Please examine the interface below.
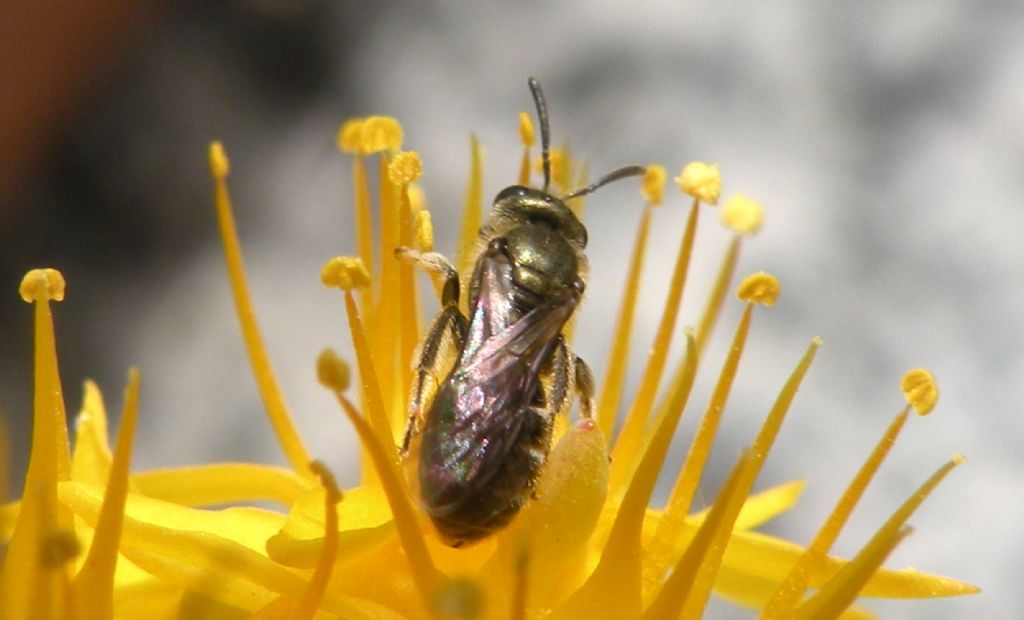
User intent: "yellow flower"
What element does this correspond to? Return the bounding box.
[1,107,978,620]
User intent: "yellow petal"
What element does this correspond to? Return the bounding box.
[60,482,395,618]
[266,486,395,568]
[714,527,978,599]
[132,463,313,508]
[730,480,806,531]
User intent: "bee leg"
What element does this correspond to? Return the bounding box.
[395,248,461,307]
[546,338,596,420]
[546,336,573,417]
[573,356,596,419]
[396,248,467,456]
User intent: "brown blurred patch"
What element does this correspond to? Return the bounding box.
[0,1,158,215]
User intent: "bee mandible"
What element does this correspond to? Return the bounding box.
[399,77,644,547]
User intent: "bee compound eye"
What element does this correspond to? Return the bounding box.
[572,278,586,296]
[488,237,509,256]
[495,185,528,203]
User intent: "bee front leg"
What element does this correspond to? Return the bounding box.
[396,248,467,456]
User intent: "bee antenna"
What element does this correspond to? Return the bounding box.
[528,76,552,192]
[563,165,647,201]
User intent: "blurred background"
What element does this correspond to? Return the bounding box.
[1,2,1019,618]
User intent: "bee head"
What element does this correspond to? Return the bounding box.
[491,185,588,249]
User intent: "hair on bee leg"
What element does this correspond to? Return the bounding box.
[395,246,461,306]
[574,355,595,419]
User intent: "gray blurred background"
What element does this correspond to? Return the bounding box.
[1,3,1018,618]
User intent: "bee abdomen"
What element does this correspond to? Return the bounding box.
[428,407,552,546]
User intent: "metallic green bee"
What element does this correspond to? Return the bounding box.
[402,77,644,547]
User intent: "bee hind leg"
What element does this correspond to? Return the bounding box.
[574,355,595,419]
[546,337,595,419]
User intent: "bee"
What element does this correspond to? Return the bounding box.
[400,77,644,547]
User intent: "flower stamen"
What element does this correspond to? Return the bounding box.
[1,269,73,620]
[208,142,312,479]
[290,461,341,620]
[457,135,485,283]
[391,152,424,421]
[321,261,394,462]
[610,190,702,497]
[644,274,775,598]
[337,120,376,316]
[317,351,440,607]
[71,370,140,620]
[595,197,656,439]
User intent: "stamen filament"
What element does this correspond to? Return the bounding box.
[71,370,140,620]
[457,134,484,285]
[644,302,754,597]
[396,179,421,425]
[518,111,534,187]
[762,407,912,618]
[292,462,341,620]
[333,393,439,608]
[558,333,697,619]
[2,269,73,620]
[208,142,312,477]
[792,527,913,619]
[596,202,655,438]
[642,449,759,619]
[676,337,818,617]
[343,291,394,478]
[695,236,741,356]
[374,155,399,407]
[610,198,700,495]
[753,338,820,463]
[352,156,376,318]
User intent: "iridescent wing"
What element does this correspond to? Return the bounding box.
[419,250,580,514]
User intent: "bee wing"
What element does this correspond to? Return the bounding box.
[460,248,518,363]
[423,263,580,508]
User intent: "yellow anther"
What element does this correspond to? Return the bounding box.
[900,368,939,415]
[408,184,426,212]
[518,111,536,147]
[337,118,365,154]
[642,164,667,204]
[320,256,371,291]
[952,452,966,465]
[19,268,65,303]
[360,116,403,154]
[388,151,423,185]
[675,161,721,204]
[414,210,434,252]
[40,528,80,569]
[208,141,230,179]
[316,349,351,394]
[737,272,780,306]
[720,193,764,235]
